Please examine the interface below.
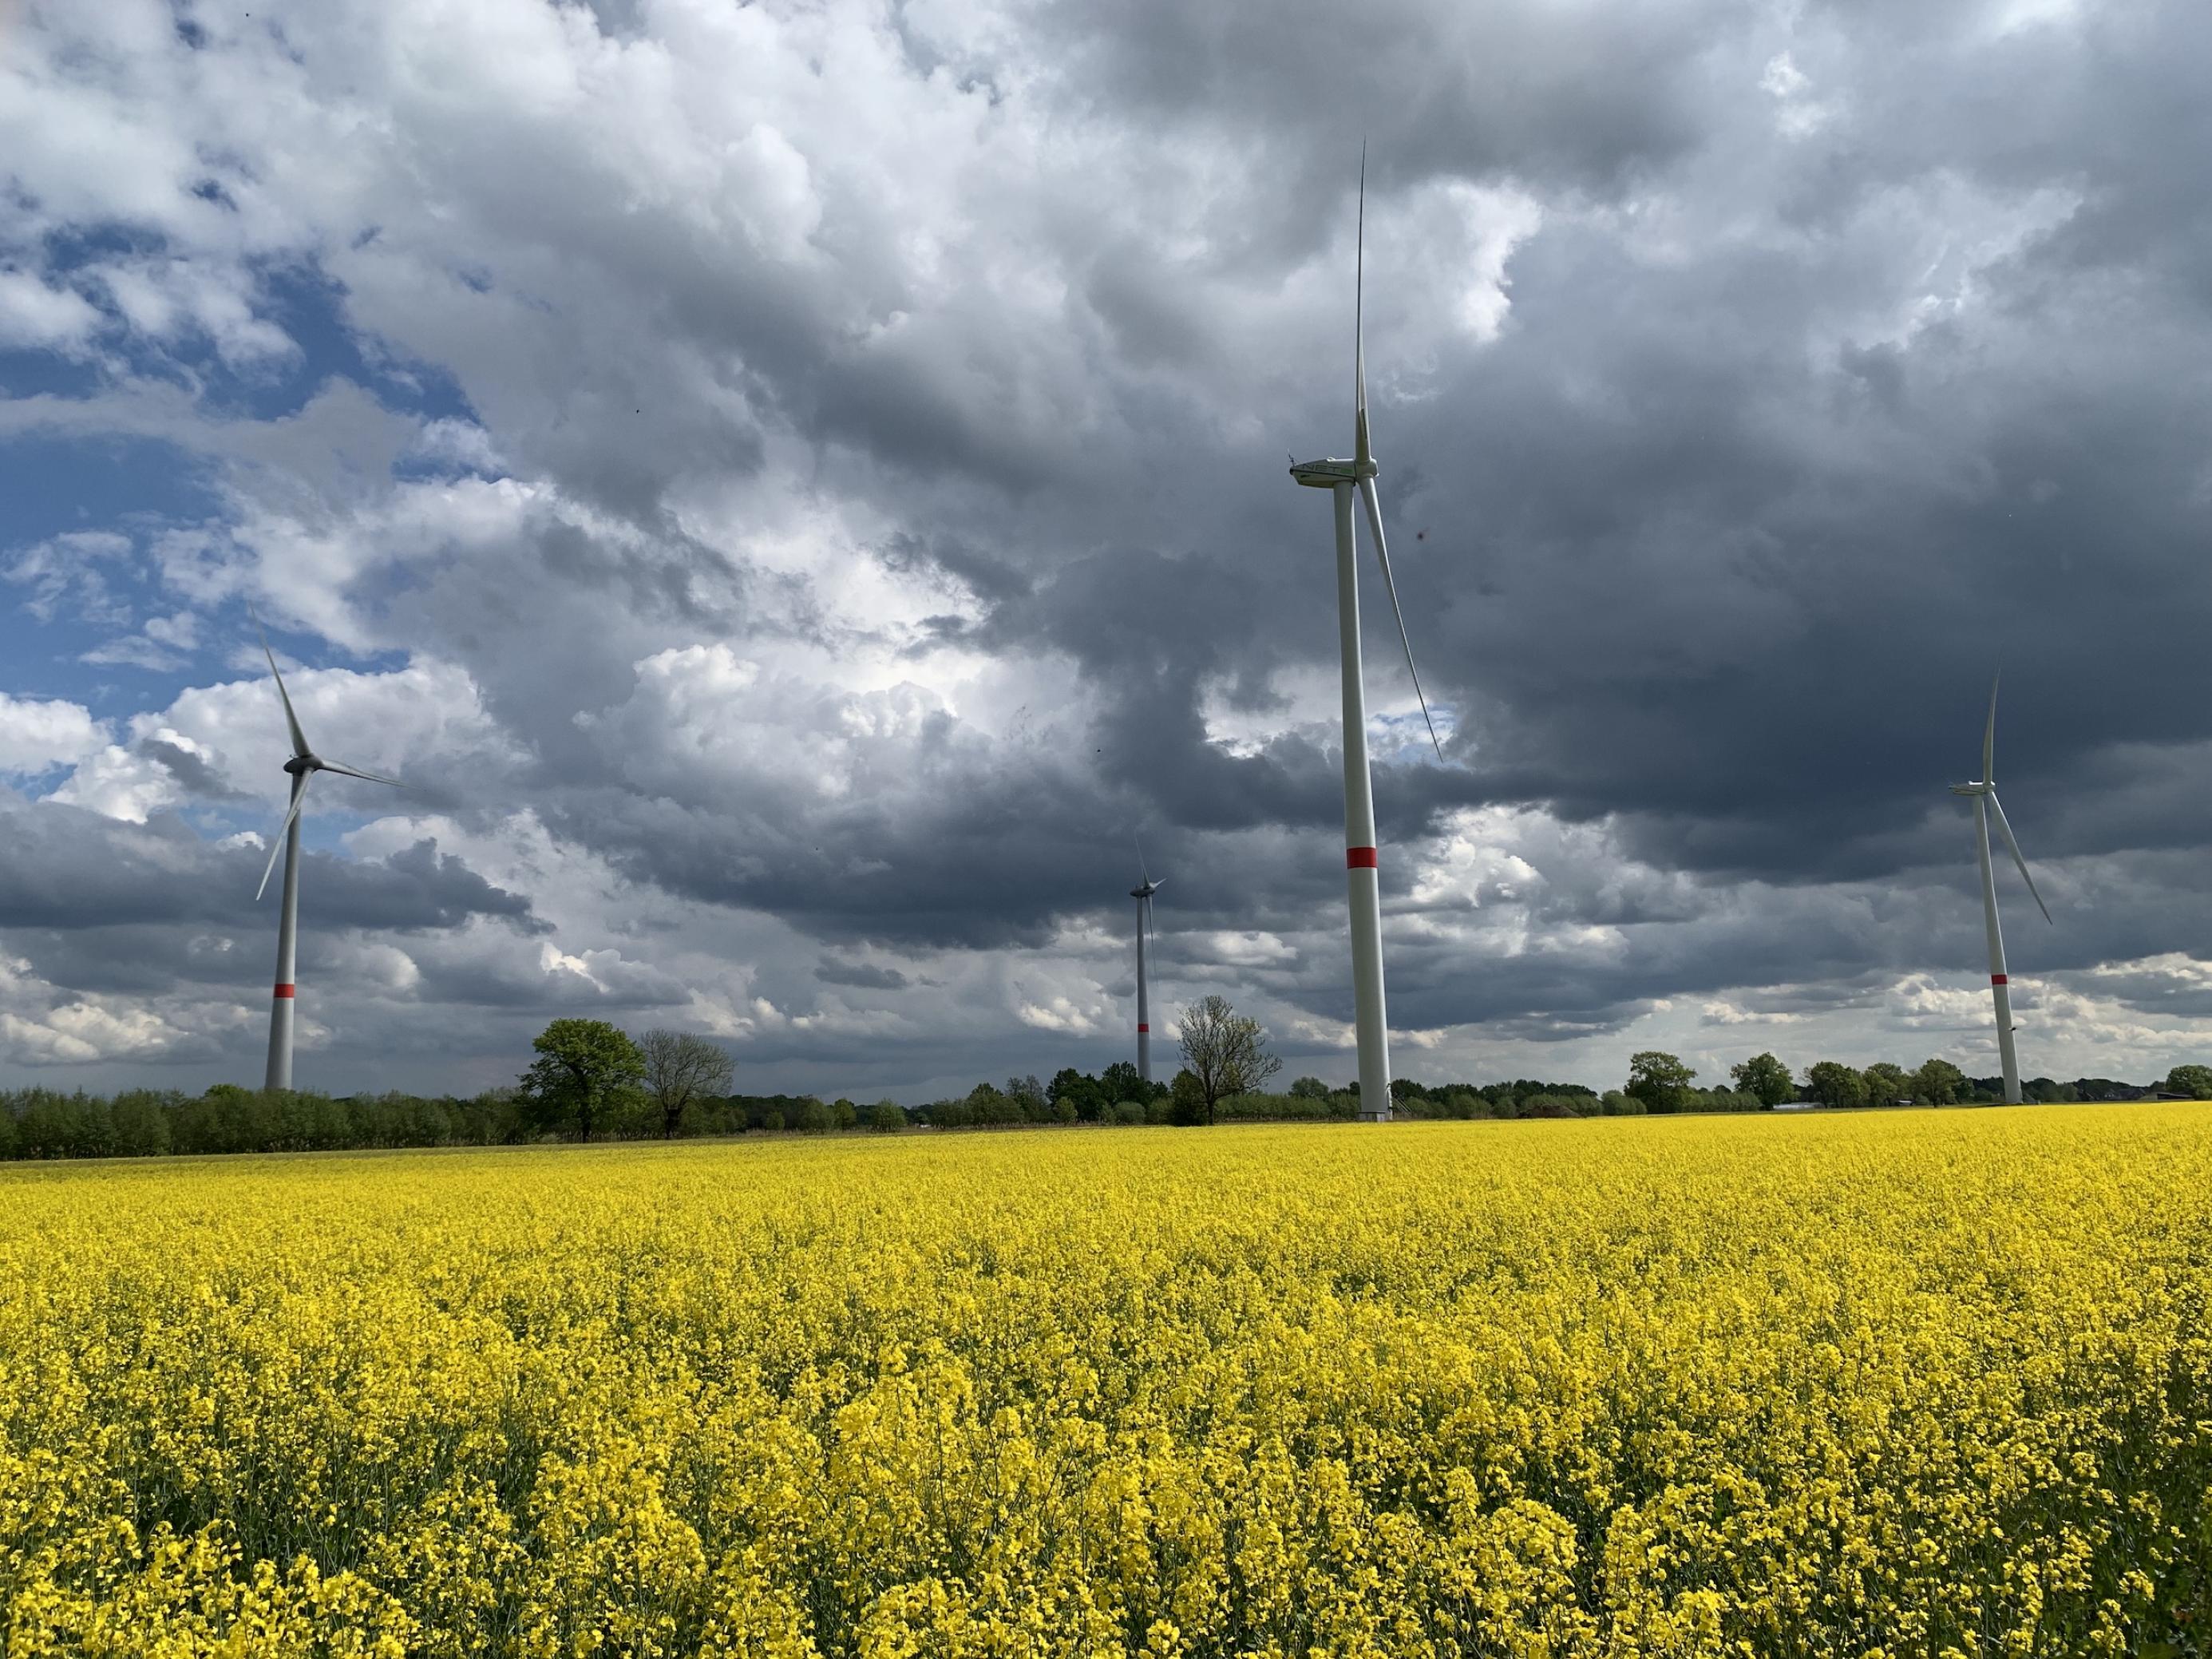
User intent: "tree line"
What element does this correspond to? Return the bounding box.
[1,1012,2206,1162]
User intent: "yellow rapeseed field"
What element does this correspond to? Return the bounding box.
[3,1107,2210,1657]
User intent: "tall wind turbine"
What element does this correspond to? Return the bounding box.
[1949,675,2050,1105]
[1287,151,1446,1124]
[252,620,404,1092]
[1130,839,1162,1084]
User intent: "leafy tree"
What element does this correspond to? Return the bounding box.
[636,1029,734,1138]
[518,1019,646,1141]
[1168,1068,1208,1127]
[2165,1064,2212,1100]
[1176,995,1284,1126]
[1626,1051,1697,1115]
[1913,1059,1969,1107]
[797,1099,833,1134]
[869,1100,906,1133]
[1862,1062,1913,1108]
[1007,1075,1047,1121]
[1600,1090,1644,1117]
[1730,1052,1794,1108]
[1049,1067,1105,1121]
[1097,1061,1145,1103]
[1802,1061,1869,1111]
[1288,1075,1331,1100]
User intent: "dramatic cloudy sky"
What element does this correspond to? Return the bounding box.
[3,0,2210,1100]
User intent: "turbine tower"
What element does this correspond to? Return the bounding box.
[1130,841,1162,1084]
[1949,675,2049,1105]
[253,620,404,1092]
[1288,152,1446,1124]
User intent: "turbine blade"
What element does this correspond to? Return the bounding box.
[1358,475,1446,762]
[255,774,313,901]
[1988,790,2051,924]
[1354,142,1371,470]
[317,757,406,790]
[1134,830,1150,886]
[253,608,313,761]
[1983,671,1999,783]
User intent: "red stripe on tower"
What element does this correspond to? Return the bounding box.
[1991,974,2008,986]
[273,984,295,999]
[1347,846,1378,869]
[1137,1024,1149,1033]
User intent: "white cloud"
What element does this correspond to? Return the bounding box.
[0,695,107,776]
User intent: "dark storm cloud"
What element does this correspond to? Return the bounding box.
[816,960,912,991]
[0,797,540,940]
[12,0,2212,1091]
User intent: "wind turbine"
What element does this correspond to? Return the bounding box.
[1949,675,2050,1105]
[1130,838,1163,1084]
[1287,152,1446,1124]
[252,618,404,1092]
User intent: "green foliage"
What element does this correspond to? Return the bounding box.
[1627,1051,1698,1115]
[1915,1059,1969,1107]
[796,1099,833,1134]
[1803,1062,1870,1111]
[518,1019,647,1142]
[1862,1063,1913,1107]
[2165,1064,2212,1101]
[1601,1090,1644,1117]
[1168,1068,1207,1127]
[1287,1076,1331,1100]
[1107,1100,1148,1125]
[1730,1052,1795,1108]
[869,1100,907,1133]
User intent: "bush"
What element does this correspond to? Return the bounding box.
[869,1100,906,1133]
[797,1099,833,1134]
[1108,1101,1148,1125]
[1601,1090,1644,1116]
[1051,1097,1078,1124]
[761,1108,786,1132]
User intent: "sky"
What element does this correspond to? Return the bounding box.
[3,0,2211,1103]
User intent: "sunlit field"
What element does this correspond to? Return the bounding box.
[4,1107,2209,1656]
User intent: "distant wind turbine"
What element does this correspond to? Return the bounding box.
[1949,675,2050,1106]
[1286,150,1446,1123]
[253,616,404,1091]
[1130,837,1162,1085]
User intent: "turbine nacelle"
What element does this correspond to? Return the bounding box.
[1289,457,1361,489]
[1949,781,1989,797]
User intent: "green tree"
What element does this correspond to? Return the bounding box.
[1862,1062,1913,1107]
[636,1028,734,1138]
[869,1100,907,1133]
[1729,1052,1794,1108]
[1168,1068,1208,1126]
[1626,1051,1696,1114]
[797,1099,833,1134]
[1913,1058,1969,1107]
[1098,1061,1143,1103]
[1802,1061,1870,1111]
[519,1019,646,1141]
[1176,995,1284,1126]
[2164,1064,2212,1100]
[1288,1075,1331,1100]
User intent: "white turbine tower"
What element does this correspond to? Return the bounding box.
[1130,839,1163,1084]
[1288,152,1446,1124]
[253,620,404,1092]
[1949,675,2050,1105]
